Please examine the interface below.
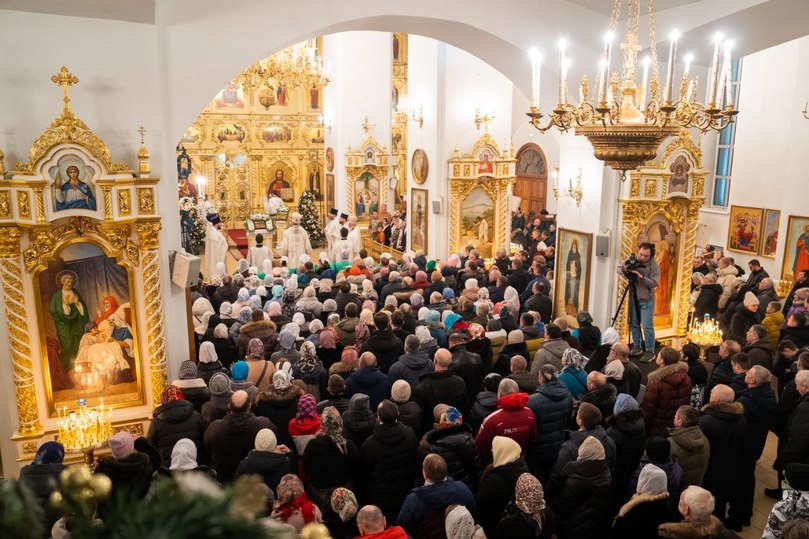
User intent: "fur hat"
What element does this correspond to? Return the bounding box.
[391,379,411,402]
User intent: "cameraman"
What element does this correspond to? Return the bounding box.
[625,242,660,363]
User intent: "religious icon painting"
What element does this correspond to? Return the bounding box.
[354,170,379,219]
[325,173,335,218]
[36,241,144,415]
[553,228,593,320]
[325,147,335,172]
[213,81,246,111]
[760,209,781,258]
[461,187,494,259]
[727,205,764,255]
[261,124,293,144]
[411,188,428,254]
[411,149,428,185]
[780,215,809,281]
[48,154,98,212]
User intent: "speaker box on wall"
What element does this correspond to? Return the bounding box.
[595,234,610,257]
[171,251,201,288]
[431,199,442,214]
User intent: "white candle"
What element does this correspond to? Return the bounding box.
[640,56,650,109]
[723,41,734,107]
[598,59,608,103]
[553,168,559,189]
[683,53,693,80]
[603,31,613,96]
[686,79,695,101]
[530,48,541,109]
[664,30,679,102]
[707,33,723,104]
[562,59,571,103]
[558,39,567,104]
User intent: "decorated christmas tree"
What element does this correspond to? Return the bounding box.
[298,188,324,244]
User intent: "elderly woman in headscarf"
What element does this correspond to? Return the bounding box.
[330,487,361,539]
[306,318,324,347]
[288,393,321,457]
[501,286,521,319]
[587,326,619,373]
[303,406,358,515]
[292,342,328,400]
[235,258,250,278]
[557,348,589,399]
[547,436,613,538]
[415,325,439,359]
[209,261,227,287]
[446,504,486,539]
[204,301,236,339]
[231,287,252,315]
[360,279,378,305]
[147,384,206,466]
[154,437,217,482]
[270,329,301,368]
[329,345,359,379]
[192,297,215,339]
[229,306,253,342]
[248,294,263,313]
[296,286,323,319]
[572,311,601,356]
[442,311,464,337]
[466,322,493,369]
[210,323,239,369]
[495,472,554,539]
[271,474,323,531]
[462,278,480,303]
[476,436,531,535]
[612,463,670,537]
[359,308,375,329]
[171,359,209,412]
[19,441,66,533]
[255,370,304,448]
[266,300,290,328]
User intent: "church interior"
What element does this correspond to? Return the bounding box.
[1,0,809,537]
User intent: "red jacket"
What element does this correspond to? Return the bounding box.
[475,392,537,464]
[641,361,692,436]
[360,526,408,539]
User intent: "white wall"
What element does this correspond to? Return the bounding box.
[699,35,809,276]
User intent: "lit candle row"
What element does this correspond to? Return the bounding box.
[688,317,723,345]
[56,400,112,451]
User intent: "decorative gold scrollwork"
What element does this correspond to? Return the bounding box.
[17,191,31,219]
[0,190,11,218]
[137,188,155,214]
[118,190,131,216]
[135,221,162,251]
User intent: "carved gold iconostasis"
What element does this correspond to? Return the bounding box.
[447,132,516,260]
[391,32,409,207]
[0,68,166,463]
[346,121,390,223]
[179,40,328,229]
[615,129,707,345]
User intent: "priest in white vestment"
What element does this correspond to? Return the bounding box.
[278,212,312,269]
[347,215,363,260]
[202,215,228,281]
[323,208,341,256]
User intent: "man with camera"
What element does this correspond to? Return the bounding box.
[622,242,660,363]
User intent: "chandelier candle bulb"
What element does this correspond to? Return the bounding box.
[598,59,608,104]
[664,30,679,102]
[558,39,567,104]
[640,56,650,109]
[602,31,614,100]
[723,42,733,107]
[707,33,723,104]
[530,50,541,108]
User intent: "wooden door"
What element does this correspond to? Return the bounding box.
[514,143,548,216]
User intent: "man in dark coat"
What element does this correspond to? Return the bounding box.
[361,312,404,374]
[396,454,475,537]
[212,275,238,311]
[581,371,617,426]
[507,258,531,295]
[726,365,777,531]
[742,324,774,370]
[335,280,362,317]
[413,348,467,431]
[345,352,392,409]
[746,259,769,291]
[704,340,742,402]
[523,280,553,322]
[361,400,419,521]
[448,332,485,397]
[775,371,809,481]
[783,269,809,315]
[698,384,747,522]
[527,364,574,482]
[203,390,276,483]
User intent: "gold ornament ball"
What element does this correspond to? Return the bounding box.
[88,474,112,500]
[49,491,64,510]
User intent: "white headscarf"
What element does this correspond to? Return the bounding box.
[262,259,272,275]
[192,297,214,335]
[170,438,198,471]
[237,287,250,303]
[636,463,668,495]
[236,259,249,274]
[198,341,218,364]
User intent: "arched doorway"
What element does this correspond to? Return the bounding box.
[514,143,548,216]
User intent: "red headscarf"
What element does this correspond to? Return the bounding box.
[95,295,119,325]
[160,385,184,405]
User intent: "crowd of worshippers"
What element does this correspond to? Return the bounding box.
[18,249,809,539]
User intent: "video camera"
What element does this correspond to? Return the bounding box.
[622,253,646,282]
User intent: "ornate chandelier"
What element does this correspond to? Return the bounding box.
[236,39,329,109]
[526,0,738,177]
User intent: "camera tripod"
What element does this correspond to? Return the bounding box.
[611,279,646,355]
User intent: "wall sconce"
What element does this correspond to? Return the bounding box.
[318,115,332,133]
[803,100,808,119]
[552,167,584,207]
[409,105,424,128]
[474,107,495,131]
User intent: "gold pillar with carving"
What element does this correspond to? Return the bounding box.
[136,220,168,402]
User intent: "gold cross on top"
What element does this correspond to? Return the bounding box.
[51,67,79,113]
[138,125,147,144]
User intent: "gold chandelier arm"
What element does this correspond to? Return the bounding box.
[647,0,661,103]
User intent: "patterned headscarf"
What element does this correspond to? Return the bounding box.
[318,329,337,349]
[330,488,358,523]
[33,441,64,465]
[354,323,370,350]
[275,473,305,506]
[318,406,347,453]
[161,385,184,405]
[273,370,292,391]
[298,343,319,375]
[563,347,588,370]
[468,323,485,340]
[439,406,463,428]
[515,472,546,529]
[247,338,265,359]
[340,346,359,370]
[296,394,318,420]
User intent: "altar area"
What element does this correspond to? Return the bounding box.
[0,69,167,464]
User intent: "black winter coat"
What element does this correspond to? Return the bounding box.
[18,462,66,534]
[395,400,423,437]
[449,344,486,397]
[204,412,276,483]
[606,409,646,503]
[551,459,613,539]
[728,304,761,344]
[413,371,467,431]
[197,360,228,383]
[704,357,734,402]
[494,342,529,377]
[743,339,774,370]
[361,421,419,518]
[736,383,777,462]
[466,338,493,371]
[581,385,617,426]
[698,401,747,497]
[776,394,809,472]
[476,458,531,536]
[255,390,300,449]
[468,390,497,435]
[234,450,292,492]
[361,329,404,374]
[303,435,358,489]
[95,452,153,514]
[610,494,672,538]
[147,399,207,467]
[527,380,574,460]
[419,424,480,489]
[694,284,723,320]
[524,293,553,323]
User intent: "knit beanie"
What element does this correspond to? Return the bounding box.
[247,338,265,359]
[613,393,639,414]
[391,379,411,403]
[255,428,278,452]
[209,372,231,396]
[230,360,249,381]
[645,436,671,462]
[744,291,759,307]
[108,432,135,460]
[507,329,525,344]
[577,436,606,461]
[328,374,346,395]
[178,360,198,380]
[484,373,503,392]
